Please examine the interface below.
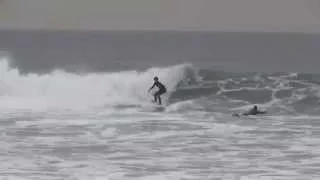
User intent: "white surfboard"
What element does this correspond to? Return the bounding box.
[139,100,166,112]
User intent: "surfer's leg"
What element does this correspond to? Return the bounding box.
[158,96,162,105]
[154,91,160,103]
[154,94,157,103]
[157,90,165,105]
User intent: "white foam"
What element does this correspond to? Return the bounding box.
[165,99,203,112]
[100,128,118,138]
[0,57,198,111]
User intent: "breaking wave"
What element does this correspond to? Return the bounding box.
[1,56,320,115]
[0,57,199,111]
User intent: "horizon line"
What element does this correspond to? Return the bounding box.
[0,28,319,35]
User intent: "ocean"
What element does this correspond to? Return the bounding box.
[0,30,319,180]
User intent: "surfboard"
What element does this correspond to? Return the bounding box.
[151,100,166,111]
[139,100,166,112]
[232,112,267,119]
[140,105,165,112]
[151,106,165,112]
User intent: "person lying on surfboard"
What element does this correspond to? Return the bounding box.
[148,76,167,105]
[243,105,266,116]
[233,105,266,117]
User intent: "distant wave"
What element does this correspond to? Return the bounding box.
[1,56,319,115]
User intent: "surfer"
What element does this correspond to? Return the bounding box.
[233,105,266,117]
[243,105,266,116]
[148,76,167,105]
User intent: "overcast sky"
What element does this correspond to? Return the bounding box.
[0,0,320,33]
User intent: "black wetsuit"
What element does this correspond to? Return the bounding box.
[242,108,266,116]
[232,106,266,117]
[150,81,167,104]
[152,81,166,95]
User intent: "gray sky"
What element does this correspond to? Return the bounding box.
[0,0,320,32]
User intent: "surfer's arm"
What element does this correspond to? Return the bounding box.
[148,83,156,92]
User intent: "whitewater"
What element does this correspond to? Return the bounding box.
[0,56,320,180]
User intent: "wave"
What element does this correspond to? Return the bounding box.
[168,68,320,115]
[1,56,320,115]
[0,57,200,111]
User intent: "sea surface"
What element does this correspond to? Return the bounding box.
[0,31,319,180]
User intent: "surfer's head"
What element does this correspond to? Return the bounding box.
[153,76,159,81]
[253,105,258,110]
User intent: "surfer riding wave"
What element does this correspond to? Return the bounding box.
[148,76,167,105]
